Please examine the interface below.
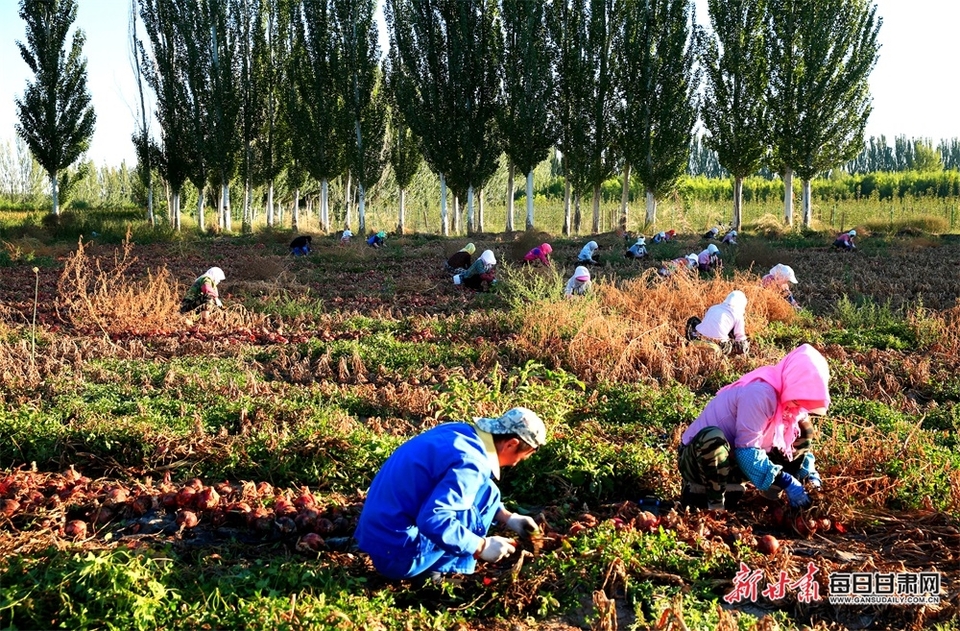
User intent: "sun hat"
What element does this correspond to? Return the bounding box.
[462,243,476,254]
[205,267,225,284]
[377,231,387,238]
[574,265,590,282]
[707,244,720,255]
[848,229,857,237]
[635,237,646,246]
[540,243,553,254]
[480,250,496,265]
[685,253,698,265]
[771,264,798,284]
[474,407,547,449]
[342,229,353,238]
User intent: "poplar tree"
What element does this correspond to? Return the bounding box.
[499,0,556,232]
[701,0,767,230]
[768,0,880,226]
[15,0,96,217]
[617,0,700,227]
[386,96,422,233]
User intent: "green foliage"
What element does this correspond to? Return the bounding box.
[825,295,916,351]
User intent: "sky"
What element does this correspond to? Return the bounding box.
[0,0,956,168]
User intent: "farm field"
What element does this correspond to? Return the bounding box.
[1,225,959,630]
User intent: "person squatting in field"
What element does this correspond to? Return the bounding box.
[677,343,829,512]
[685,290,750,356]
[652,230,676,244]
[180,267,225,315]
[340,229,353,245]
[833,229,857,251]
[625,236,647,259]
[702,226,720,240]
[762,264,801,310]
[523,243,553,266]
[455,249,497,292]
[290,235,312,256]
[721,230,738,245]
[577,240,600,265]
[445,243,476,276]
[564,266,592,297]
[697,244,722,273]
[354,407,547,580]
[368,231,387,248]
[658,253,699,277]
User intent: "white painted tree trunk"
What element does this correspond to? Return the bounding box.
[453,196,461,234]
[358,183,366,233]
[217,187,225,231]
[50,173,59,216]
[525,171,535,232]
[398,188,406,233]
[321,179,329,231]
[592,185,601,233]
[266,182,275,227]
[801,179,813,227]
[562,179,571,235]
[344,172,352,230]
[645,190,657,225]
[574,194,582,234]
[733,177,743,230]
[506,162,515,232]
[477,188,484,233]
[293,188,300,231]
[620,162,631,233]
[197,187,206,233]
[147,186,155,227]
[292,186,300,231]
[223,184,233,232]
[243,180,253,233]
[172,190,181,231]
[439,173,449,236]
[466,185,475,234]
[783,168,794,227]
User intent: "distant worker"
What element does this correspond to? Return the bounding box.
[697,244,721,273]
[290,235,312,256]
[181,267,225,316]
[762,264,800,310]
[685,290,750,356]
[368,231,387,248]
[625,236,647,259]
[833,229,857,251]
[652,230,676,244]
[446,243,476,276]
[702,226,720,240]
[721,230,738,246]
[341,229,354,245]
[456,249,497,292]
[658,253,698,278]
[577,241,600,265]
[523,243,553,267]
[564,266,592,297]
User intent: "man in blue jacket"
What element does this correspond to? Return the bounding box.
[355,407,546,580]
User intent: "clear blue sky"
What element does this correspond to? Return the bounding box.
[0,0,956,168]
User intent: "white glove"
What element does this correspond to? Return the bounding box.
[505,513,539,537]
[477,536,516,563]
[215,298,223,307]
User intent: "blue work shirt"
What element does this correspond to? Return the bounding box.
[355,422,503,579]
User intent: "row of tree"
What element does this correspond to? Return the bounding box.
[14,0,881,233]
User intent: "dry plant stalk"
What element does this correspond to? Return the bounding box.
[57,235,181,335]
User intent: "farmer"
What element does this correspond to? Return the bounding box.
[702,226,720,240]
[290,235,312,256]
[564,266,592,297]
[685,290,750,356]
[180,267,225,315]
[355,407,546,581]
[523,243,553,266]
[577,240,600,265]
[833,229,857,251]
[456,249,497,292]
[367,230,387,248]
[658,253,698,278]
[625,236,647,259]
[446,243,476,276]
[762,264,801,309]
[677,343,829,511]
[340,229,354,245]
[652,230,676,244]
[697,244,721,273]
[721,230,738,246]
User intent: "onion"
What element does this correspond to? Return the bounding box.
[64,519,88,539]
[176,509,199,528]
[195,487,220,512]
[161,492,179,510]
[186,478,204,490]
[297,532,325,552]
[294,508,320,532]
[275,516,297,535]
[757,534,780,555]
[0,499,20,517]
[176,486,197,509]
[635,511,660,532]
[104,487,129,506]
[274,498,297,518]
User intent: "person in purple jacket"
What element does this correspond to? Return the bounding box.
[677,344,830,511]
[354,407,547,580]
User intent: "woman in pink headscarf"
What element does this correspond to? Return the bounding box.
[677,344,830,511]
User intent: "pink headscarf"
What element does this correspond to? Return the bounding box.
[719,344,830,458]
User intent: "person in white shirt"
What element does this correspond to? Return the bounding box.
[685,290,749,355]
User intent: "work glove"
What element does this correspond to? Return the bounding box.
[504,513,539,537]
[215,298,223,307]
[775,471,811,509]
[805,470,823,490]
[477,536,516,563]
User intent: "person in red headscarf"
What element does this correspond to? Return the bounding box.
[677,344,830,511]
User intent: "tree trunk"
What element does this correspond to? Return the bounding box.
[217,187,225,231]
[344,172,352,230]
[292,186,300,231]
[172,189,181,231]
[466,185,475,234]
[147,185,155,227]
[801,179,812,227]
[197,186,206,233]
[293,188,300,232]
[783,168,794,227]
[525,170,535,232]
[358,183,366,234]
[243,179,253,234]
[506,162,515,232]
[50,173,59,216]
[477,188,484,233]
[453,196,461,234]
[398,188,406,233]
[733,176,743,230]
[321,179,329,231]
[645,190,657,224]
[592,184,601,234]
[439,173,449,236]
[574,194,582,234]
[619,162,630,233]
[562,179,571,236]
[267,181,275,227]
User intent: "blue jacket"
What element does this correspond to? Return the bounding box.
[355,422,503,579]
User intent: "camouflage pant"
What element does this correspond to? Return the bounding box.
[678,421,814,503]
